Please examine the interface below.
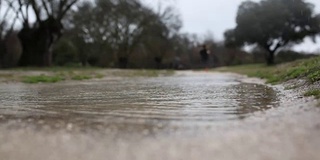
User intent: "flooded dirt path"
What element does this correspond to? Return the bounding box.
[0,71,278,135]
[0,71,319,160]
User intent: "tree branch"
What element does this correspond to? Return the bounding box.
[29,0,42,22]
[26,4,30,26]
[17,0,28,23]
[0,1,2,17]
[271,40,288,53]
[58,0,78,20]
[58,0,68,19]
[1,1,12,25]
[8,1,27,32]
[48,0,56,17]
[41,0,51,17]
[9,13,20,32]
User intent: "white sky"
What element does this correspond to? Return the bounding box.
[144,0,320,53]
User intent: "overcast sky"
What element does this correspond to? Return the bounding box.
[144,0,320,53]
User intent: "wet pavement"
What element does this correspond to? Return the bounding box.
[0,71,319,160]
[0,71,278,136]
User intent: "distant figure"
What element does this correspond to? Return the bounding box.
[154,56,162,69]
[118,57,128,69]
[199,45,210,69]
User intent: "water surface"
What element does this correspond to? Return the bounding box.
[0,72,278,136]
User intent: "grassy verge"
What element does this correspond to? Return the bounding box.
[22,75,64,83]
[21,71,103,84]
[11,66,102,72]
[1,67,175,84]
[215,56,320,84]
[304,90,320,99]
[71,75,92,81]
[215,56,320,99]
[3,66,105,83]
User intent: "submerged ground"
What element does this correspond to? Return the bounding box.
[0,70,319,160]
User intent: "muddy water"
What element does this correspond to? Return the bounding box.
[0,72,278,137]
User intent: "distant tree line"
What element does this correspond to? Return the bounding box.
[0,0,319,69]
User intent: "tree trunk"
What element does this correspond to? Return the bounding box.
[81,59,87,67]
[18,18,62,67]
[262,44,276,66]
[154,56,162,69]
[18,28,53,66]
[18,27,36,66]
[0,40,5,68]
[1,32,23,68]
[266,51,275,65]
[118,57,128,69]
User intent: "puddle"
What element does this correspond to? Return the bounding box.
[0,72,279,136]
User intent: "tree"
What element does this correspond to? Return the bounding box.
[140,5,182,68]
[67,1,98,66]
[52,37,78,66]
[225,0,320,65]
[69,0,182,68]
[5,0,82,66]
[70,0,152,67]
[0,0,23,68]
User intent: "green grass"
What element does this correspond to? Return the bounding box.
[10,66,102,72]
[307,70,320,82]
[2,67,175,83]
[12,65,108,83]
[304,90,320,99]
[215,56,320,99]
[23,75,64,83]
[215,56,320,84]
[21,72,101,83]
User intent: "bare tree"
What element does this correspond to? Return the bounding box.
[15,0,81,66]
[0,0,24,68]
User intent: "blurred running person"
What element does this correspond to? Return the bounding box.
[199,45,210,70]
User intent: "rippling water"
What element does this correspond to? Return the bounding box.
[0,72,278,136]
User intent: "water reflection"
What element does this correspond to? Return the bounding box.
[0,72,279,136]
[228,83,278,119]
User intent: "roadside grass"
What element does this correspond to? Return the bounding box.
[11,66,102,72]
[215,56,320,84]
[304,90,320,99]
[21,72,104,84]
[6,66,105,83]
[22,75,64,83]
[215,56,320,99]
[1,67,175,83]
[22,71,105,83]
